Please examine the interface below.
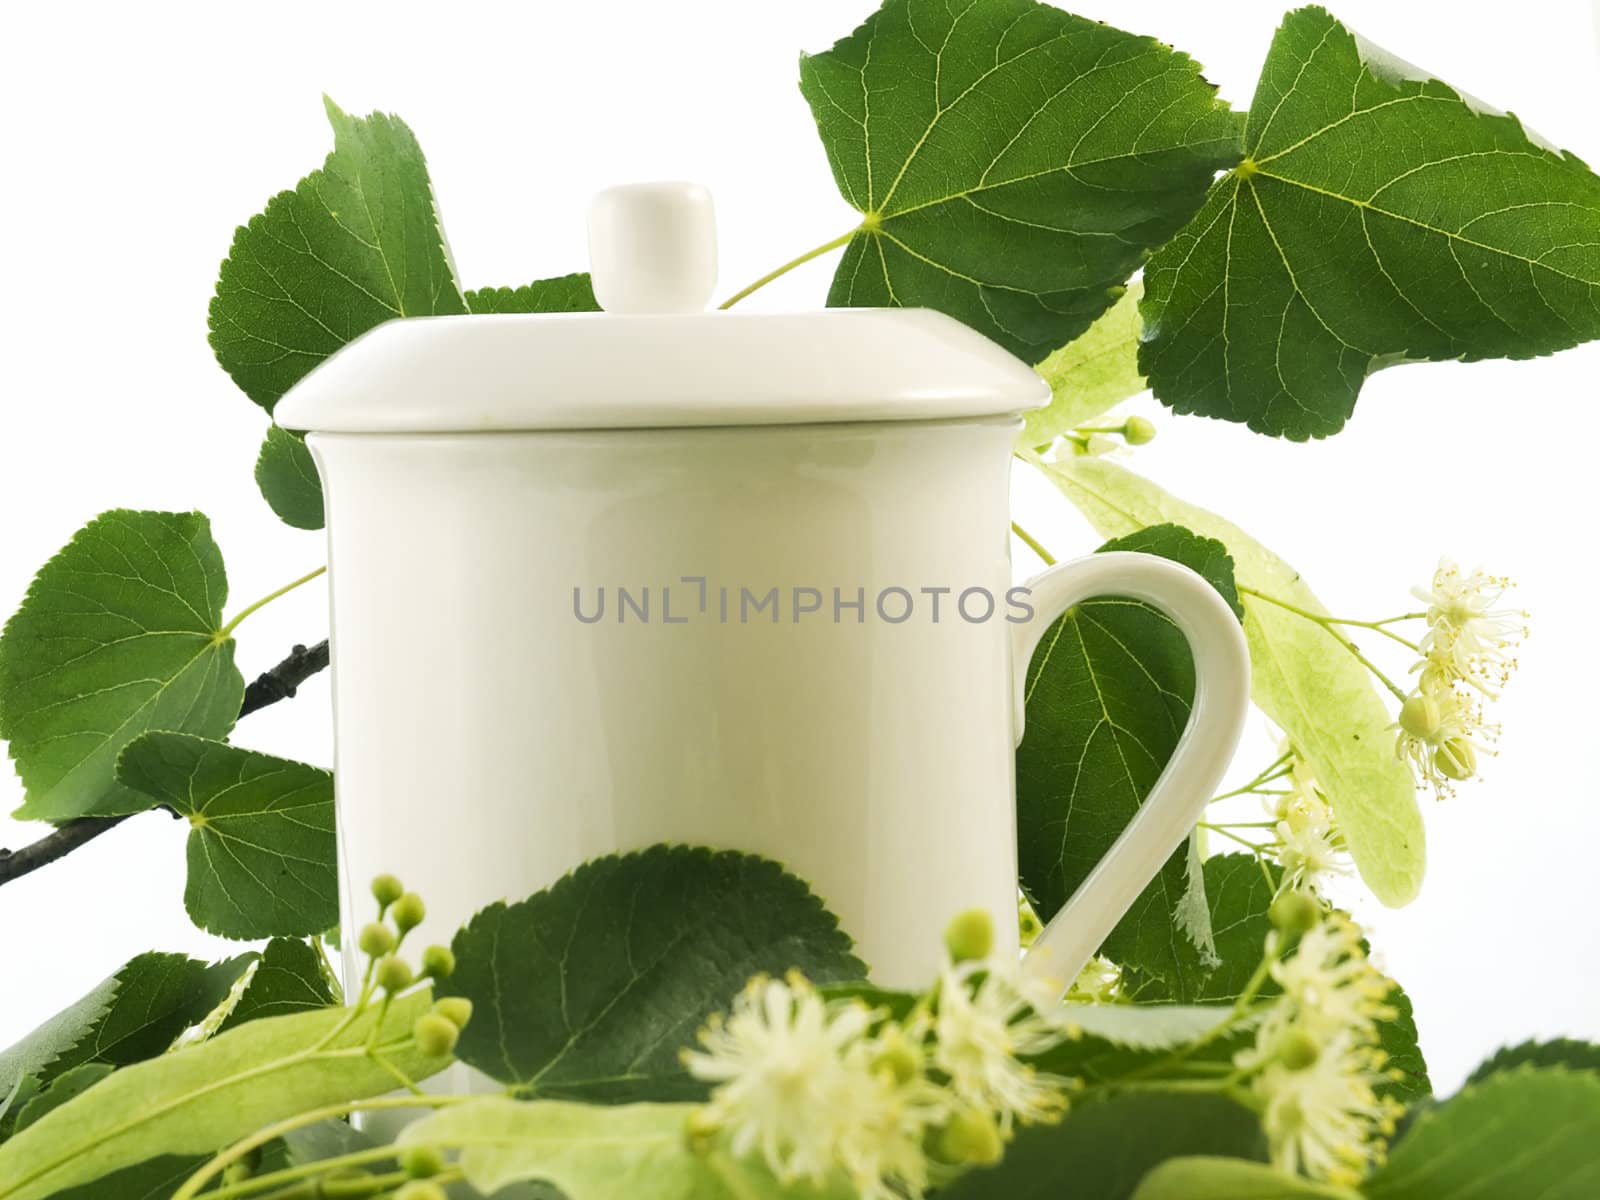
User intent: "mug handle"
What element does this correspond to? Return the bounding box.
[1009,551,1252,1003]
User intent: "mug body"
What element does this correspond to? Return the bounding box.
[312,416,1022,989]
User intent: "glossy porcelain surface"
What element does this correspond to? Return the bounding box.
[310,417,1250,997]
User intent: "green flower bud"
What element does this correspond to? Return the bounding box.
[432,996,474,1030]
[870,1027,923,1086]
[395,1183,448,1200]
[371,874,405,908]
[376,956,414,994]
[357,922,395,958]
[421,944,456,979]
[944,908,995,964]
[392,892,427,933]
[413,1013,461,1058]
[399,1144,446,1179]
[685,1107,721,1153]
[1122,416,1157,445]
[935,1108,1004,1166]
[222,1162,253,1185]
[1269,890,1320,936]
[1277,1027,1321,1071]
[1435,737,1477,781]
[1397,693,1441,740]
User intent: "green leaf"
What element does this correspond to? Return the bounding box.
[1017,523,1240,998]
[941,1092,1266,1200]
[1365,1067,1600,1199]
[40,1156,212,1200]
[116,733,336,939]
[0,511,245,820]
[219,939,338,1032]
[0,952,246,1094]
[1024,282,1147,447]
[799,0,1242,361]
[1467,1039,1600,1085]
[442,846,866,1100]
[1376,982,1430,1105]
[1043,456,1424,905]
[255,427,324,531]
[1132,1157,1358,1199]
[465,273,600,313]
[209,98,467,413]
[209,96,467,412]
[402,1098,851,1200]
[1190,854,1277,1003]
[0,989,448,1200]
[12,1064,113,1134]
[1140,5,1600,439]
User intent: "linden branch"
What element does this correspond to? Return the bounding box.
[0,640,331,887]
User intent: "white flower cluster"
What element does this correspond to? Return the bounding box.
[1237,912,1404,1185]
[1394,559,1526,797]
[1269,750,1349,890]
[682,915,1076,1200]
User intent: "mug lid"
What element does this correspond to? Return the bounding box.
[273,182,1049,434]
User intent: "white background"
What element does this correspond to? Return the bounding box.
[1,0,1596,1092]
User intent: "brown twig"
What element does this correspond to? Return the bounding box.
[0,640,331,886]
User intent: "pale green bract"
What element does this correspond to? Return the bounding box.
[402,1098,854,1199]
[1024,282,1147,447]
[799,0,1242,361]
[116,734,337,940]
[1140,5,1600,439]
[0,511,243,822]
[1131,1157,1358,1199]
[1042,456,1424,906]
[0,991,446,1200]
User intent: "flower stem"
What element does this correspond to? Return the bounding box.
[218,567,327,639]
[717,228,861,309]
[1011,521,1057,566]
[1239,585,1410,701]
[174,1094,467,1200]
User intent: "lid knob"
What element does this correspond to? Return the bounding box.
[587,182,718,314]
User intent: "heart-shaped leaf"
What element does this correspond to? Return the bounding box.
[0,511,244,821]
[117,734,336,940]
[219,939,338,1032]
[1017,523,1240,999]
[1141,5,1600,438]
[940,1092,1266,1200]
[0,953,246,1101]
[442,846,866,1100]
[209,98,467,414]
[800,0,1242,361]
[254,428,324,531]
[1365,1067,1600,1200]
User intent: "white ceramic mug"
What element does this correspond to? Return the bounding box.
[295,417,1248,995]
[277,182,1252,999]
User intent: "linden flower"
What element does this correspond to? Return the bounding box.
[933,962,1071,1136]
[1269,756,1349,888]
[1236,913,1403,1185]
[1275,816,1348,889]
[1393,686,1497,797]
[1413,559,1526,692]
[1271,917,1395,1041]
[1252,1036,1404,1185]
[684,973,882,1187]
